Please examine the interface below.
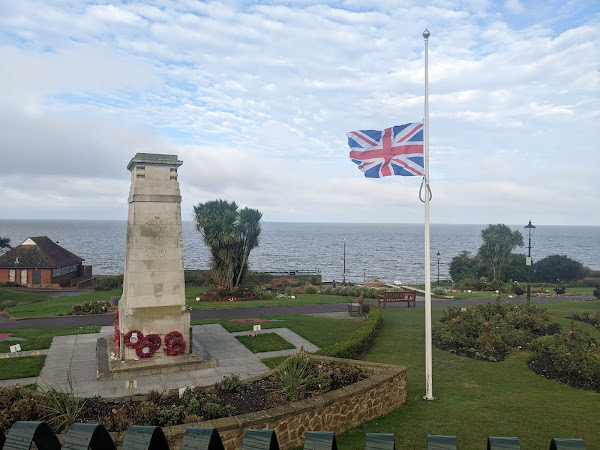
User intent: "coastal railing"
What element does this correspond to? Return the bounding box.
[0,421,587,449]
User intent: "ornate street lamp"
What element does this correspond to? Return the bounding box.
[524,220,536,305]
[436,252,441,285]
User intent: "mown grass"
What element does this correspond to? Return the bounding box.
[0,326,100,353]
[5,290,121,319]
[185,293,349,310]
[192,313,363,349]
[336,300,600,449]
[0,355,46,380]
[235,333,295,354]
[0,289,50,306]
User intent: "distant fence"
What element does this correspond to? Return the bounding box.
[0,421,587,449]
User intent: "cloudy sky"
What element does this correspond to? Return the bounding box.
[1,0,598,225]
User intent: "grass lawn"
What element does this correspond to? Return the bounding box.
[185,293,350,310]
[0,289,50,306]
[235,332,295,353]
[0,326,100,353]
[336,299,600,448]
[0,355,46,380]
[192,313,363,349]
[5,290,121,319]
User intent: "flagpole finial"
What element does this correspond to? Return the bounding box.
[423,28,430,39]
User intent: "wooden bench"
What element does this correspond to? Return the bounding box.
[348,293,364,317]
[378,290,416,308]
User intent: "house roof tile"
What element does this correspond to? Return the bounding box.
[0,236,84,269]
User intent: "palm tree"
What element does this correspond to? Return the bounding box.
[477,224,524,281]
[193,200,262,289]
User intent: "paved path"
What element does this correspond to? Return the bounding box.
[0,324,319,397]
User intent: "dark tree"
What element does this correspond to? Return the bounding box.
[477,224,524,281]
[533,254,586,282]
[193,200,262,289]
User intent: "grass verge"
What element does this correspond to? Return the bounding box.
[235,333,295,353]
[5,290,121,319]
[0,355,46,380]
[0,326,101,353]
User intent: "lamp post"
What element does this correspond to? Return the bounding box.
[342,239,346,284]
[524,220,536,305]
[363,268,366,283]
[436,252,441,285]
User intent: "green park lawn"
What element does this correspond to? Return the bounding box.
[0,296,598,446]
[0,325,100,353]
[3,289,122,319]
[0,355,46,380]
[336,300,600,448]
[235,332,295,353]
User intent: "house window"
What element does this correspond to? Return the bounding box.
[20,270,27,285]
[70,264,78,273]
[9,269,15,282]
[53,268,61,277]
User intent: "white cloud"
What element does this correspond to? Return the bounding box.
[0,0,598,225]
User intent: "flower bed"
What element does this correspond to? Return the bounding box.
[433,302,556,361]
[69,301,112,315]
[196,285,270,302]
[529,329,600,392]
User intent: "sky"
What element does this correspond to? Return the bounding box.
[0,0,599,226]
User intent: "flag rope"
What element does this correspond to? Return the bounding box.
[419,177,432,203]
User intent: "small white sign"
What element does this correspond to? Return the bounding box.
[253,325,261,332]
[130,333,139,344]
[526,257,532,266]
[9,344,21,353]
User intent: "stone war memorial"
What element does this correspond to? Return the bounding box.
[115,153,193,367]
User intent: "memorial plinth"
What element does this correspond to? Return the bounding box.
[118,153,191,361]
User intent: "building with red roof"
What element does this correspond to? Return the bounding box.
[0,236,92,288]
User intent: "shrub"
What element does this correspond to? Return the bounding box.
[432,287,446,296]
[533,255,586,282]
[70,301,112,315]
[512,281,524,295]
[275,349,310,401]
[317,307,383,359]
[184,270,206,286]
[93,275,123,291]
[530,329,600,392]
[573,276,600,288]
[304,285,317,294]
[594,285,600,299]
[0,281,20,288]
[241,270,272,287]
[433,303,554,361]
[0,300,17,311]
[449,251,480,282]
[554,279,566,294]
[214,374,246,394]
[310,275,318,285]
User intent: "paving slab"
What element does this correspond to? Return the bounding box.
[5,323,314,397]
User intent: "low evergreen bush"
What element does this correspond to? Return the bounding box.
[316,307,383,359]
[93,275,123,291]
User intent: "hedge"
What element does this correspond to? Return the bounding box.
[316,307,383,359]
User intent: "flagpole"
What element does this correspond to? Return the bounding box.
[422,28,434,401]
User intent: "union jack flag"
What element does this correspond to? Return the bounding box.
[346,123,424,178]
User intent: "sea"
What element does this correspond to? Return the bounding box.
[0,221,598,285]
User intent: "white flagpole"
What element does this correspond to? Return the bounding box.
[422,28,434,401]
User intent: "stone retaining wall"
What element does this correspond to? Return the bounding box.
[161,356,408,449]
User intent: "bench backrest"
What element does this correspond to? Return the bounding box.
[384,291,416,300]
